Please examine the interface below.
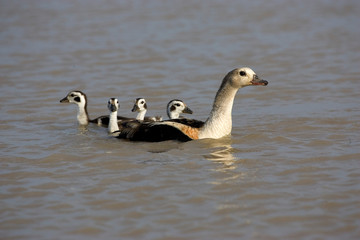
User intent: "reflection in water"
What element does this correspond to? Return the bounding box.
[202,137,245,187]
[201,137,258,186]
[77,125,89,135]
[145,141,182,153]
[202,137,237,170]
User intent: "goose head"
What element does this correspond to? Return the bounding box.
[60,90,89,125]
[223,67,268,89]
[167,99,193,119]
[131,98,147,112]
[60,90,87,107]
[108,98,119,112]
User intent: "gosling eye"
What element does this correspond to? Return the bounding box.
[239,71,246,77]
[175,103,181,107]
[140,101,144,104]
[70,94,75,97]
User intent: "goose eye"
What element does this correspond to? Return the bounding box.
[239,71,246,76]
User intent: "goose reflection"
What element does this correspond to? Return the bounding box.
[201,137,237,170]
[201,137,255,186]
[77,125,89,134]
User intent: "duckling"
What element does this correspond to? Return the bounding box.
[131,98,162,121]
[60,90,131,126]
[107,98,120,134]
[166,99,193,119]
[166,99,204,127]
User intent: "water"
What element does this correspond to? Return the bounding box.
[1,0,359,239]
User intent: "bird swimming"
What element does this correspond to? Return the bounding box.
[60,91,131,126]
[131,98,162,121]
[114,67,268,142]
[107,98,120,134]
[166,99,193,119]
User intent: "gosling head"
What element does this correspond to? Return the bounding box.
[131,98,147,112]
[60,90,87,107]
[108,98,119,113]
[167,99,193,119]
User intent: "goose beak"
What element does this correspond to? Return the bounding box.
[60,97,69,103]
[251,75,268,86]
[182,106,193,114]
[131,105,139,112]
[109,104,117,112]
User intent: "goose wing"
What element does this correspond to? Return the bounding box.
[143,116,163,122]
[166,118,205,128]
[115,120,192,142]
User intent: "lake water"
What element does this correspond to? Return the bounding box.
[1,0,359,239]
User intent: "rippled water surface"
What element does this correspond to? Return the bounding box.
[1,0,360,239]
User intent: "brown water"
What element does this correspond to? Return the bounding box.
[1,0,360,239]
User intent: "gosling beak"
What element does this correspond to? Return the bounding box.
[251,75,268,86]
[182,106,193,114]
[131,105,139,112]
[109,104,117,112]
[60,97,69,103]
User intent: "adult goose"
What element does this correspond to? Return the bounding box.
[114,67,268,142]
[60,91,131,126]
[131,98,162,121]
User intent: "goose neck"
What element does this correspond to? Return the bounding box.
[108,111,119,133]
[199,83,238,139]
[77,102,89,125]
[168,111,179,119]
[136,109,147,121]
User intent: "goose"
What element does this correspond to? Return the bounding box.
[131,98,162,121]
[166,99,205,127]
[114,67,268,142]
[60,90,131,126]
[166,99,193,119]
[131,98,194,122]
[164,99,205,128]
[107,98,120,134]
